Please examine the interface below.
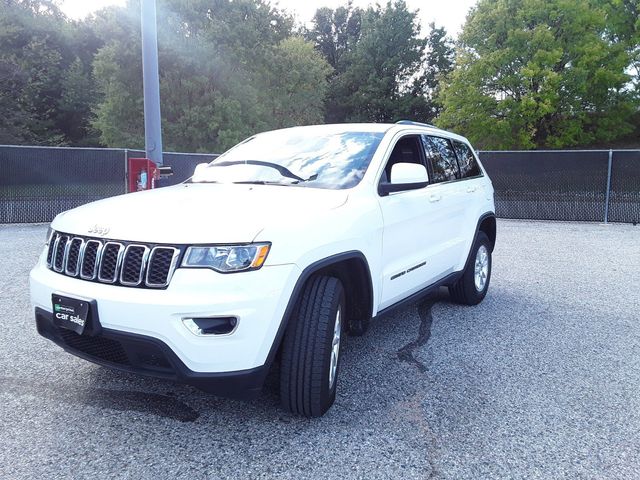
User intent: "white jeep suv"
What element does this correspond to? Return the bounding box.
[30,121,496,417]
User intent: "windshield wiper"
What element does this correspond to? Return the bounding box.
[292,173,318,184]
[213,160,306,182]
[234,174,318,186]
[232,180,294,186]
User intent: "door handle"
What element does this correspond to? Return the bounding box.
[466,186,477,193]
[429,194,442,203]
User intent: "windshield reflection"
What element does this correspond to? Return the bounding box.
[192,129,385,190]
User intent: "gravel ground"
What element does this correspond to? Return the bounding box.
[0,220,639,479]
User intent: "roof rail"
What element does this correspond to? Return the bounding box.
[395,120,439,129]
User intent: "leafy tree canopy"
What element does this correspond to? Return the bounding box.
[330,0,427,123]
[1,0,637,150]
[0,0,99,145]
[436,0,639,149]
[92,0,330,152]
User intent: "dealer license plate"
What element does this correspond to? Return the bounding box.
[51,294,91,335]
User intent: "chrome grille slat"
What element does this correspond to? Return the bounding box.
[47,232,180,289]
[145,247,180,288]
[98,242,125,284]
[53,235,69,272]
[80,240,102,280]
[46,233,57,267]
[64,237,84,277]
[120,245,150,286]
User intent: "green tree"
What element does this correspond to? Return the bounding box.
[58,57,100,146]
[305,2,362,122]
[436,0,637,149]
[306,2,362,72]
[0,0,100,145]
[603,0,640,144]
[329,0,427,123]
[91,0,330,152]
[603,0,639,91]
[264,37,333,128]
[395,22,455,123]
[91,4,144,149]
[422,23,455,119]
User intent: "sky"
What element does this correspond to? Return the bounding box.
[59,0,477,36]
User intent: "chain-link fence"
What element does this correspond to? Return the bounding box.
[0,146,126,223]
[1,146,638,224]
[477,150,639,224]
[0,146,217,224]
[607,150,640,224]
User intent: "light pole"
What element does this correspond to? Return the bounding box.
[141,0,163,166]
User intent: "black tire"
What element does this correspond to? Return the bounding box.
[449,231,492,305]
[280,275,345,417]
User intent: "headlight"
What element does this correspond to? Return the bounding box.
[181,243,271,273]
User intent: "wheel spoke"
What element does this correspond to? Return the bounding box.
[329,307,342,390]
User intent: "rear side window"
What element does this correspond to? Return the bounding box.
[452,141,482,178]
[422,136,460,183]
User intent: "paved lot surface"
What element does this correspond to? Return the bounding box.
[1,220,639,479]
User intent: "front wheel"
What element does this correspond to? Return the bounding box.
[279,275,345,417]
[449,231,492,305]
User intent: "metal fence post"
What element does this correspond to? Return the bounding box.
[124,148,129,193]
[604,149,613,224]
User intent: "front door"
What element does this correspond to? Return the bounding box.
[377,134,452,310]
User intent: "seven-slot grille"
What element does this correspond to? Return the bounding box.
[46,232,179,288]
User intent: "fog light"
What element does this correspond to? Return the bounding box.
[183,317,238,336]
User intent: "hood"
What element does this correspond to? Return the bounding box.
[52,183,349,244]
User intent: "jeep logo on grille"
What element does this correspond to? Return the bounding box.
[88,224,110,236]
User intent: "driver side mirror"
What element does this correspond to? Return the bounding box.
[378,163,429,196]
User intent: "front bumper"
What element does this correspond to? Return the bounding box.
[35,307,266,398]
[30,251,301,377]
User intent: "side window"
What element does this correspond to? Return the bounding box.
[452,141,482,178]
[381,135,425,183]
[422,136,460,183]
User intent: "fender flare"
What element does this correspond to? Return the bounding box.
[462,212,496,272]
[262,251,373,371]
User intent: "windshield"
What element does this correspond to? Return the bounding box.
[190,129,385,189]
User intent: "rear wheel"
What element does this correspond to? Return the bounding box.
[449,231,492,305]
[280,275,345,417]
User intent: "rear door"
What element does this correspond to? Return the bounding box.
[421,135,468,274]
[450,139,489,267]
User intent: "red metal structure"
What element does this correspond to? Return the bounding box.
[127,157,159,192]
